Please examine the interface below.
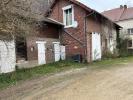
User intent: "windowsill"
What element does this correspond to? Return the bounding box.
[127,47,133,49]
[64,25,74,28]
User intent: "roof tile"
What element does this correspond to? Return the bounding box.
[102,7,133,22]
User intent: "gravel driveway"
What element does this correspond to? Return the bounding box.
[1,62,133,100]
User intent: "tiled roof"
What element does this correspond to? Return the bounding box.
[102,7,133,22]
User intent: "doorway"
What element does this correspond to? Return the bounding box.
[36,41,46,65]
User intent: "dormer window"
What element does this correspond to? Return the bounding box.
[63,5,74,28]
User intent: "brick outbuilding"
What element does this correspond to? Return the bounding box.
[46,0,121,62]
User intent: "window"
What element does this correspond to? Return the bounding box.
[63,5,74,28]
[128,28,133,35]
[128,40,132,47]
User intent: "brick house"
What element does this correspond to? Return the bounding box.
[46,0,121,62]
[0,0,121,73]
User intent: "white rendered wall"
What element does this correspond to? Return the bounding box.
[0,40,16,73]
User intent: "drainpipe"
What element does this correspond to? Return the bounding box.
[84,11,95,62]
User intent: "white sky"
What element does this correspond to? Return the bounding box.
[78,0,133,12]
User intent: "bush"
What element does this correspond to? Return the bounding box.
[102,49,119,59]
[118,38,131,57]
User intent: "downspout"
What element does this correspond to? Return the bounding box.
[84,11,95,62]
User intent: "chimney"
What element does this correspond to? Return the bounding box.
[124,5,127,9]
[120,5,123,9]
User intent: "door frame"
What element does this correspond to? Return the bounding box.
[53,42,60,62]
[91,32,102,61]
[36,41,46,65]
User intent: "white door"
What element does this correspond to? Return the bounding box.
[92,32,102,61]
[53,42,60,62]
[60,46,66,60]
[109,38,114,53]
[36,41,46,65]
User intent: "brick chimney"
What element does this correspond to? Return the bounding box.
[124,5,127,9]
[120,5,123,9]
[120,5,127,9]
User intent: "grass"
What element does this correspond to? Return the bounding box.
[0,56,133,90]
[90,56,133,69]
[0,61,86,90]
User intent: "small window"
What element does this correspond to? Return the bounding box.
[63,5,74,28]
[127,28,133,35]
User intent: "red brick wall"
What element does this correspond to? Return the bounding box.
[49,0,87,60]
[37,23,60,38]
[49,0,117,62]
[26,23,60,63]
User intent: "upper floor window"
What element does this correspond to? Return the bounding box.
[62,5,74,28]
[128,28,133,35]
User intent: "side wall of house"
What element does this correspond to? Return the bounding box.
[49,0,87,61]
[117,19,133,51]
[117,19,133,39]
[49,0,118,62]
[86,16,117,55]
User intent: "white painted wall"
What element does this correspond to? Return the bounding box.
[117,19,133,48]
[53,42,66,62]
[0,40,16,73]
[117,19,133,38]
[92,32,102,61]
[117,19,133,29]
[108,38,114,53]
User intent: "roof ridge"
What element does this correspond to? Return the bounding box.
[102,7,120,13]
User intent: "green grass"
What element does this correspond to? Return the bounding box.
[0,56,133,90]
[0,61,86,90]
[90,56,133,69]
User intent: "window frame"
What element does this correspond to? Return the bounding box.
[62,5,74,28]
[127,28,133,35]
[127,40,133,48]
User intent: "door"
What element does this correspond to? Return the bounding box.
[92,32,102,61]
[60,45,66,60]
[53,42,61,62]
[36,41,46,65]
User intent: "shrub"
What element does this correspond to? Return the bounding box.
[102,49,119,59]
[118,38,131,57]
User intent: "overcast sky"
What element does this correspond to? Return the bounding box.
[79,0,133,12]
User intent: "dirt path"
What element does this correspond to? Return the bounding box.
[41,63,133,100]
[1,63,133,100]
[0,68,88,100]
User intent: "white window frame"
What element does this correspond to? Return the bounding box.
[128,28,133,35]
[127,40,133,48]
[62,5,74,28]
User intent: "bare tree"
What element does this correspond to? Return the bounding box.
[0,0,54,41]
